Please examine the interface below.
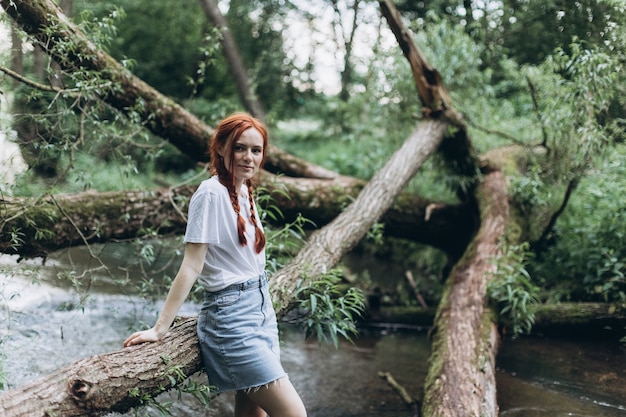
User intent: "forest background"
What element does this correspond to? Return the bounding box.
[0,0,625,413]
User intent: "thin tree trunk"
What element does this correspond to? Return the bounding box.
[198,0,266,120]
[33,45,45,80]
[331,0,362,102]
[9,23,23,86]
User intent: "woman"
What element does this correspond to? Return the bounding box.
[124,112,307,417]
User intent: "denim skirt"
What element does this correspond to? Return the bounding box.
[197,273,286,393]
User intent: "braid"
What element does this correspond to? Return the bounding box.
[222,178,265,253]
[247,181,266,253]
[224,179,248,248]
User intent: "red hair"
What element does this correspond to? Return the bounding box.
[209,113,267,253]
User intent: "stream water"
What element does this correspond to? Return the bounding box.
[1,245,625,417]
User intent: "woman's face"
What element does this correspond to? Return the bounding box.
[223,127,264,187]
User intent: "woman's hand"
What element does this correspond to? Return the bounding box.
[123,327,162,347]
[123,243,208,348]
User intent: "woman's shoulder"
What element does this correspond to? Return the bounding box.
[189,177,229,207]
[196,176,227,195]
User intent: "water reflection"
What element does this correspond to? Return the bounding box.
[1,250,625,416]
[497,335,626,417]
[281,328,429,417]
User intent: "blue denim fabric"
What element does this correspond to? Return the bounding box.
[197,273,286,393]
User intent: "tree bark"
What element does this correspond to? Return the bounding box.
[379,0,461,123]
[421,168,508,417]
[377,3,503,415]
[531,302,626,337]
[0,0,336,180]
[0,173,472,260]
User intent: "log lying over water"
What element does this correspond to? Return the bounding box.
[421,168,507,417]
[371,303,626,337]
[532,302,626,337]
[0,174,471,260]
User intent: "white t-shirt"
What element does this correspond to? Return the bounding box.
[184,176,266,292]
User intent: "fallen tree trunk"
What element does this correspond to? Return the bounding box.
[531,302,626,337]
[421,168,508,417]
[272,118,450,315]
[371,303,626,336]
[0,172,472,260]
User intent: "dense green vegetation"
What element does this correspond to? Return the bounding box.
[1,0,625,337]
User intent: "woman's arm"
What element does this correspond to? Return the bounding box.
[123,242,209,347]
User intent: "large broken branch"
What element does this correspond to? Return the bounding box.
[378,2,502,416]
[379,0,462,123]
[271,119,450,314]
